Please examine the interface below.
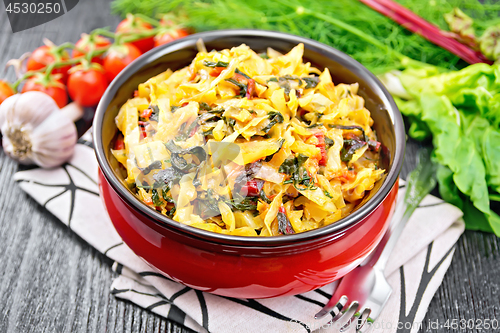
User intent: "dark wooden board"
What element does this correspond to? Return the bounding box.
[0,1,498,332]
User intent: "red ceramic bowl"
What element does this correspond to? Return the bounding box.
[94,30,405,299]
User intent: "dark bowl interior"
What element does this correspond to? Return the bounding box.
[94,29,405,246]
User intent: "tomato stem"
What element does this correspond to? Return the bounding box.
[56,42,75,52]
[119,29,160,45]
[91,28,118,39]
[135,13,162,27]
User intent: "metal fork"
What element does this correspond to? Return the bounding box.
[315,149,437,332]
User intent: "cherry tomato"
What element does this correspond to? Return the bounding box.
[0,80,15,105]
[154,28,190,47]
[22,74,68,108]
[27,45,71,83]
[116,15,155,54]
[103,44,142,82]
[72,34,111,65]
[67,67,108,107]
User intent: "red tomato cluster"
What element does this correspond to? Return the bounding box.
[0,14,191,109]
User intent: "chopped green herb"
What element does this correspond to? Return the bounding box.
[161,188,173,202]
[325,136,334,149]
[149,105,160,122]
[262,111,284,134]
[324,190,333,198]
[202,129,213,136]
[199,102,212,111]
[165,140,207,172]
[151,189,163,206]
[230,197,259,211]
[341,139,367,162]
[278,211,295,234]
[139,160,162,175]
[175,119,199,141]
[259,189,272,204]
[283,74,304,86]
[302,76,320,89]
[235,68,251,79]
[223,116,236,128]
[208,108,225,114]
[153,167,183,188]
[203,60,229,68]
[175,122,188,141]
[330,124,368,142]
[167,206,176,218]
[279,154,317,190]
[264,139,284,162]
[225,78,247,97]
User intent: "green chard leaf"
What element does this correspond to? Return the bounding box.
[261,111,284,134]
[394,63,500,235]
[204,60,229,68]
[151,189,163,207]
[302,76,319,89]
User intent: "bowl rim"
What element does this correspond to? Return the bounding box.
[93,29,405,247]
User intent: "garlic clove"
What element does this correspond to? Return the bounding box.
[31,113,77,168]
[0,91,79,168]
[10,91,58,128]
[0,93,20,129]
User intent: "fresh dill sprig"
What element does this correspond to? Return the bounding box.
[111,0,500,73]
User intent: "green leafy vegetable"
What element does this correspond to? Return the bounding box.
[235,68,251,79]
[203,60,229,68]
[139,160,162,175]
[153,167,182,188]
[259,189,272,204]
[225,78,247,97]
[302,76,319,89]
[161,188,173,203]
[392,62,500,236]
[199,102,212,111]
[277,210,295,234]
[175,119,199,141]
[324,136,334,149]
[165,140,207,172]
[229,197,259,211]
[262,111,284,134]
[279,154,316,190]
[329,124,368,142]
[151,189,163,207]
[112,0,500,73]
[341,139,366,162]
[148,105,160,122]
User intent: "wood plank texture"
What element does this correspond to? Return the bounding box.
[0,1,499,332]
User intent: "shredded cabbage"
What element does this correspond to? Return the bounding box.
[113,43,385,236]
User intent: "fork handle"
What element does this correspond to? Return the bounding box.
[368,199,415,270]
[367,149,437,271]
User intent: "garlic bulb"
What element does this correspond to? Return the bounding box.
[0,91,83,168]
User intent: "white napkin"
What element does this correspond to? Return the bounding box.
[13,134,465,333]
